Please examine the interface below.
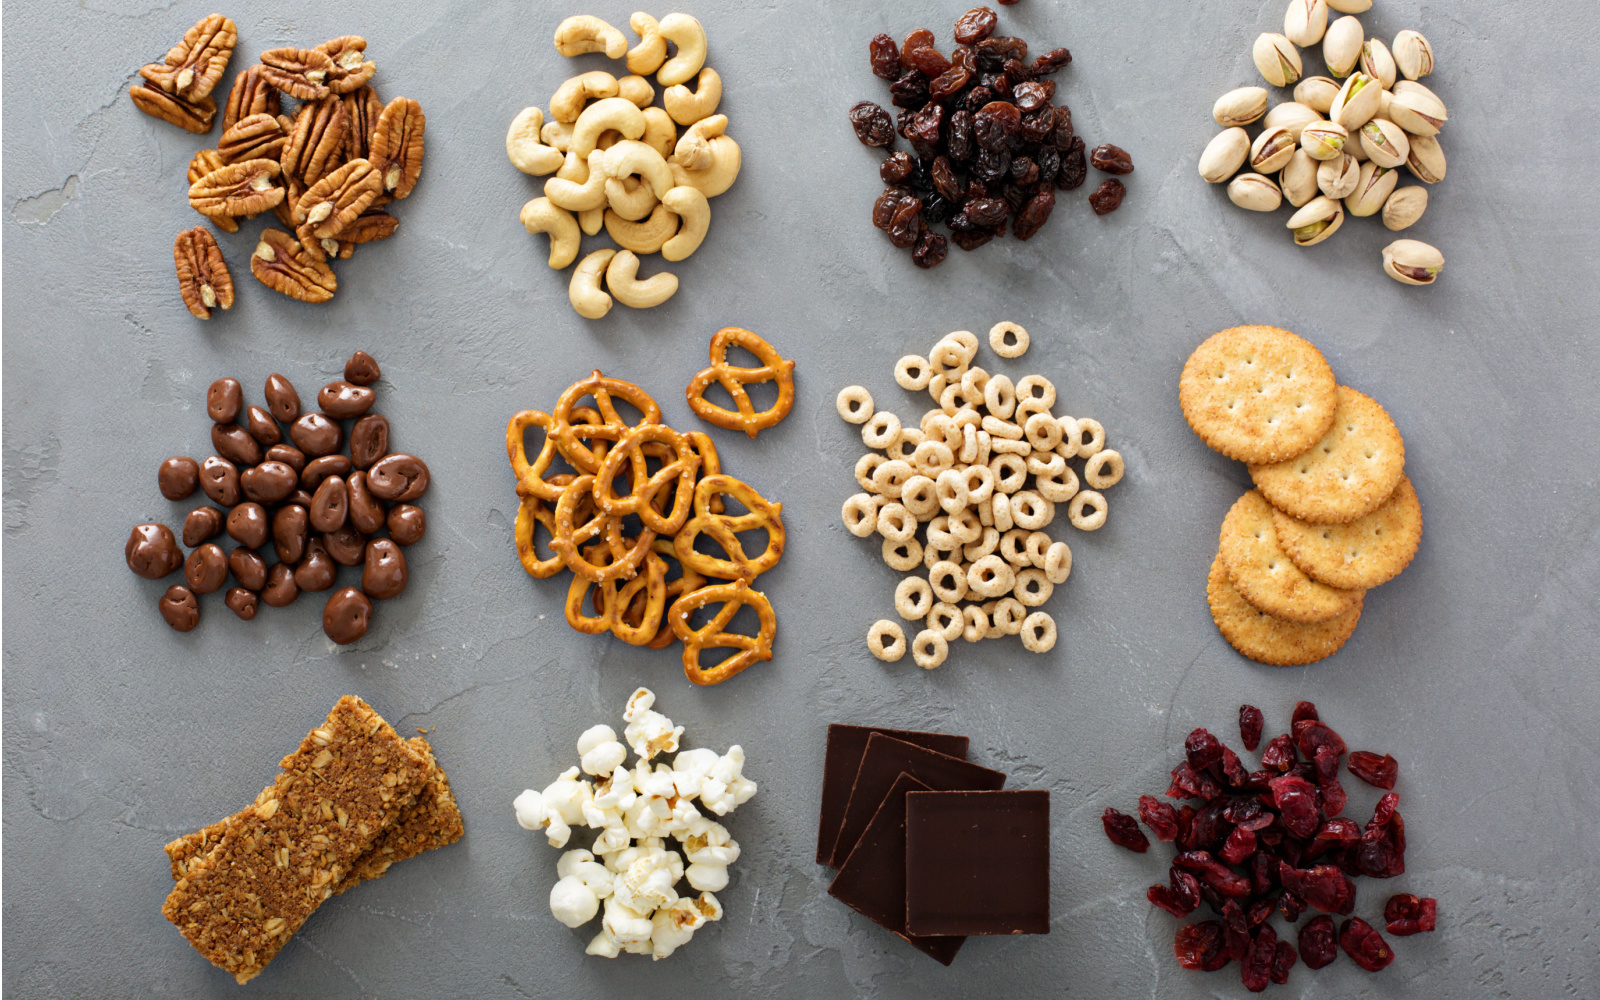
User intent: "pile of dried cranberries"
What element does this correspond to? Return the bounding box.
[848,6,1132,268]
[1101,702,1436,991]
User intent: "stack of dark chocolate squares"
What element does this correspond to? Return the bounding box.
[818,725,1051,965]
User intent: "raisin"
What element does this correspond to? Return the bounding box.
[962,85,996,113]
[1293,720,1347,760]
[972,147,1011,185]
[911,228,948,268]
[1102,807,1150,853]
[1347,751,1399,790]
[929,63,973,100]
[950,228,994,251]
[1019,107,1056,144]
[1270,940,1297,984]
[997,0,1020,6]
[1011,187,1054,240]
[930,156,962,202]
[1010,155,1039,186]
[1241,923,1276,992]
[1299,915,1338,969]
[946,110,975,162]
[973,101,1020,151]
[910,45,951,78]
[904,102,944,159]
[1339,917,1394,972]
[1088,177,1126,214]
[1056,136,1087,189]
[1031,47,1072,75]
[880,151,915,184]
[977,36,1028,64]
[1001,57,1033,85]
[872,186,912,230]
[1090,143,1134,174]
[1013,79,1054,111]
[1139,794,1180,842]
[1035,145,1060,184]
[889,70,930,110]
[887,198,923,249]
[964,195,1008,228]
[869,34,901,80]
[1384,893,1437,935]
[953,6,999,44]
[924,194,954,225]
[1260,734,1297,772]
[1051,105,1076,150]
[900,28,935,69]
[1239,705,1265,751]
[1174,921,1229,972]
[1279,862,1356,914]
[849,101,897,147]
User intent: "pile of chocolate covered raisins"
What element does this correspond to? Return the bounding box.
[124,351,430,644]
[848,6,1133,268]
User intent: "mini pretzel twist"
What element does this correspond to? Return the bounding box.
[514,473,577,578]
[685,327,796,438]
[668,579,777,685]
[592,423,702,533]
[673,474,784,581]
[550,474,656,582]
[550,369,663,473]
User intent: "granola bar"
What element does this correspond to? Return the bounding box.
[162,696,430,984]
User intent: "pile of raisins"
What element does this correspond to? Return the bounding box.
[848,7,1132,269]
[1100,702,1436,992]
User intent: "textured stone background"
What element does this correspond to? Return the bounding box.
[4,0,1598,996]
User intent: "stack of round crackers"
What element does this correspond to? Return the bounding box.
[1180,325,1423,666]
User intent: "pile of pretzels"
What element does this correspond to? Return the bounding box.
[508,371,782,685]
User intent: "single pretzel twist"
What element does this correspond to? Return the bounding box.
[685,327,796,438]
[668,579,777,685]
[673,474,784,581]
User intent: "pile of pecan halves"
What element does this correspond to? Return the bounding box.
[131,14,425,316]
[507,371,785,687]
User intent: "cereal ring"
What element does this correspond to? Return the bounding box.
[941,329,980,361]
[990,454,1028,494]
[886,427,925,462]
[982,414,1024,440]
[1026,452,1066,479]
[923,539,959,569]
[1054,416,1081,459]
[991,491,1014,531]
[966,554,1015,598]
[1035,462,1080,503]
[686,327,796,439]
[876,502,916,543]
[951,406,981,429]
[871,459,914,498]
[1015,396,1053,423]
[990,437,1030,457]
[1020,611,1057,652]
[1015,374,1056,410]
[837,386,874,424]
[959,368,990,406]
[962,604,988,642]
[927,602,964,641]
[1024,411,1064,452]
[868,620,906,662]
[841,492,881,538]
[960,464,995,505]
[976,498,993,527]
[862,411,901,449]
[1013,568,1054,607]
[929,340,967,374]
[895,354,933,391]
[856,452,886,492]
[912,439,956,478]
[882,536,923,571]
[895,576,934,620]
[992,597,1027,634]
[963,525,1000,561]
[911,629,948,669]
[1072,417,1106,458]
[1010,490,1054,530]
[1068,490,1108,531]
[947,507,982,544]
[1043,540,1073,584]
[928,560,969,603]
[999,528,1033,567]
[935,469,970,514]
[922,410,956,440]
[1084,448,1125,489]
[899,475,939,519]
[925,515,958,550]
[938,383,962,415]
[989,321,1029,358]
[983,374,1017,419]
[957,422,979,463]
[926,372,949,404]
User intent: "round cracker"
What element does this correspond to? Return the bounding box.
[1208,550,1362,666]
[1219,489,1365,623]
[1249,386,1405,524]
[1274,475,1422,590]
[1179,325,1338,464]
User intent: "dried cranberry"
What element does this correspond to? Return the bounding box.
[910,45,951,78]
[899,28,935,68]
[1279,862,1356,915]
[872,187,912,230]
[1030,47,1072,75]
[1221,795,1261,828]
[1315,755,1348,818]
[1270,940,1297,984]
[1293,720,1348,760]
[1222,899,1251,961]
[889,70,930,109]
[1339,917,1394,971]
[1011,187,1054,240]
[1167,760,1223,802]
[949,228,994,251]
[1149,868,1202,918]
[1384,893,1437,935]
[1245,897,1274,927]
[1102,807,1150,853]
[1088,177,1126,214]
[880,151,915,184]
[869,34,901,80]
[1012,79,1055,111]
[904,102,944,159]
[1260,734,1297,772]
[946,110,975,161]
[1355,806,1406,878]
[1175,921,1229,972]
[1139,794,1180,842]
[1347,751,1399,790]
[1220,826,1257,865]
[1241,923,1276,992]
[1368,791,1400,831]
[1308,817,1361,859]
[964,196,1008,228]
[1299,915,1338,969]
[1278,889,1305,922]
[1175,851,1252,897]
[911,228,948,268]
[1239,706,1264,751]
[849,101,897,148]
[1089,143,1134,174]
[1291,701,1319,725]
[1056,136,1086,189]
[1253,853,1278,896]
[953,6,998,44]
[973,101,1020,151]
[1183,799,1229,853]
[1269,775,1323,838]
[887,198,923,249]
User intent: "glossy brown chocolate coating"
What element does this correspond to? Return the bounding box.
[224,587,260,621]
[240,460,299,504]
[300,454,352,490]
[387,504,426,545]
[225,502,270,549]
[264,373,302,422]
[228,547,269,590]
[323,587,373,644]
[289,412,343,456]
[346,471,387,534]
[126,523,184,579]
[211,422,263,466]
[361,538,408,600]
[323,524,366,566]
[184,542,229,594]
[160,585,201,632]
[285,488,315,509]
[207,377,243,423]
[309,475,349,533]
[294,539,336,591]
[264,443,306,472]
[367,453,429,501]
[183,506,226,547]
[158,457,200,501]
[246,405,282,446]
[318,381,376,419]
[344,351,381,386]
[349,414,390,469]
[199,456,241,506]
[272,505,310,564]
[261,563,300,607]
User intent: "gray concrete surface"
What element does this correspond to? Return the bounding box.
[4,0,1598,996]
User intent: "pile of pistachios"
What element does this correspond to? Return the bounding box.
[1198,0,1447,286]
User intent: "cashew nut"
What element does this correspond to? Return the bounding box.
[656,14,708,88]
[545,151,608,211]
[626,12,668,75]
[605,174,658,221]
[551,71,619,124]
[507,107,564,176]
[668,134,741,198]
[541,119,574,153]
[641,107,678,159]
[605,250,678,308]
[673,114,726,171]
[660,186,709,261]
[595,129,624,153]
[519,197,580,269]
[604,203,680,254]
[570,248,617,319]
[554,15,627,59]
[663,68,721,126]
[617,74,655,109]
[572,97,646,158]
[578,206,604,236]
[601,139,674,199]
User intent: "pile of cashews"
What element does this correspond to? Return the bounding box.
[508,13,741,319]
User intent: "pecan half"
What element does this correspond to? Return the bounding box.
[316,36,377,94]
[258,48,334,101]
[185,150,239,232]
[281,97,348,186]
[219,113,287,164]
[295,220,340,264]
[368,97,426,199]
[341,86,383,161]
[189,158,285,218]
[345,210,399,244]
[251,230,337,303]
[130,82,217,133]
[221,65,281,132]
[295,159,382,239]
[146,14,237,100]
[273,177,306,229]
[174,227,235,319]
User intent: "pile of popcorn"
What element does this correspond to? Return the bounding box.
[513,687,756,959]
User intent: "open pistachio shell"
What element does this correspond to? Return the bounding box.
[1329,72,1381,130]
[1214,87,1270,127]
[1316,153,1360,199]
[1280,150,1320,207]
[1293,76,1341,114]
[1284,0,1330,47]
[1264,101,1321,142]
[1327,0,1372,11]
[1300,120,1349,161]
[1393,30,1434,81]
[1286,195,1345,246]
[1251,126,1299,174]
[1388,80,1447,136]
[1405,133,1446,183]
[1361,38,1398,90]
[1345,160,1399,216]
[1253,33,1304,88]
[1323,16,1364,78]
[1382,239,1444,285]
[1359,118,1410,168]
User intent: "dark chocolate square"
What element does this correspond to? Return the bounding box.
[905,790,1051,936]
[817,725,970,867]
